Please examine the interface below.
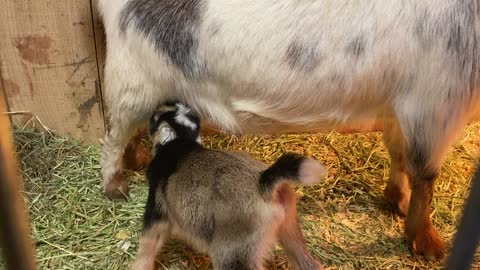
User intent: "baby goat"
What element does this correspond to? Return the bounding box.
[130,102,326,270]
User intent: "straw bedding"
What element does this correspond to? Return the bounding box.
[3,123,479,269]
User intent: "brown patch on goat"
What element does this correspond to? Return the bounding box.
[14,35,52,65]
[123,129,151,171]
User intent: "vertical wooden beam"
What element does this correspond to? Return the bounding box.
[0,0,105,143]
[0,82,36,270]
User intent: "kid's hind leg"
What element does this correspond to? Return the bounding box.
[276,184,323,270]
[211,249,260,270]
[210,233,269,270]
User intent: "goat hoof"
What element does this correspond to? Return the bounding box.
[407,224,445,260]
[384,182,410,217]
[104,172,129,201]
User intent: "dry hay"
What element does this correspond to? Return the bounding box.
[2,122,480,270]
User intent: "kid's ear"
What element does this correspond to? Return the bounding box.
[158,104,177,113]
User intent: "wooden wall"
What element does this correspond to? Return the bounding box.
[0,0,105,143]
[0,1,478,144]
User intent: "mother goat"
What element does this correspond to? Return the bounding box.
[98,0,480,260]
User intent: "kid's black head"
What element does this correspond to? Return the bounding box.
[149,101,201,146]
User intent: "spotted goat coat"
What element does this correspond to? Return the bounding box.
[98,0,480,260]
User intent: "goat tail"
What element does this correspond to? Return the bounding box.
[259,153,327,198]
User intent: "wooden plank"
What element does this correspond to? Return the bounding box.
[0,0,105,143]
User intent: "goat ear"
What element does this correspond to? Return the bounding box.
[149,105,176,134]
[157,105,177,113]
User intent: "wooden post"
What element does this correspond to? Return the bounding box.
[0,87,36,270]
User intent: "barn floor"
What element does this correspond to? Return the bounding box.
[5,123,480,270]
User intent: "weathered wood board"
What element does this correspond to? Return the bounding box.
[0,0,105,143]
